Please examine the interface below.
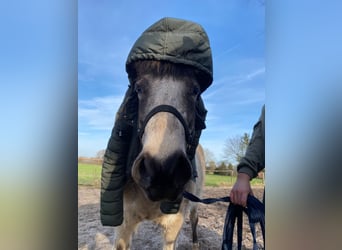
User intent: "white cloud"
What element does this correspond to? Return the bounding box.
[214,43,240,60]
[203,66,265,108]
[78,95,123,131]
[219,66,264,87]
[231,89,265,105]
[245,67,265,80]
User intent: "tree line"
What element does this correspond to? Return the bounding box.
[204,133,251,176]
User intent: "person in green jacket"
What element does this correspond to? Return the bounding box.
[230,105,265,207]
[100,17,213,227]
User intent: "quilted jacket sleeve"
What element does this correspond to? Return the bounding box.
[237,105,265,179]
[100,86,136,226]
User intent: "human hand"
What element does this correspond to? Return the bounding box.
[230,173,253,207]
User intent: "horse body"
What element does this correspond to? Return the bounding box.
[113,66,205,250]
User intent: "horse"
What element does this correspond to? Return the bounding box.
[113,60,206,250]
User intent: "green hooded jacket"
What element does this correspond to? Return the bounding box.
[100,17,213,227]
[237,105,265,179]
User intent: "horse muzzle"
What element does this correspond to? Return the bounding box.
[132,150,192,202]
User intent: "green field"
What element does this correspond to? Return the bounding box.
[78,163,102,186]
[78,163,264,187]
[205,173,264,187]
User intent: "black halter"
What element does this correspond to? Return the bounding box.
[136,104,198,215]
[137,104,194,155]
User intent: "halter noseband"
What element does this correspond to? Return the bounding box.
[137,104,194,155]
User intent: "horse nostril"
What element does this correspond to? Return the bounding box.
[133,151,192,201]
[171,153,192,186]
[137,158,150,189]
[132,154,153,189]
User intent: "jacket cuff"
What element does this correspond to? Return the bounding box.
[237,166,255,180]
[100,214,123,227]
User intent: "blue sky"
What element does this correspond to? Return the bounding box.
[78,0,265,162]
[2,1,342,247]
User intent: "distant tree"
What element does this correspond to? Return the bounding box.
[207,161,216,174]
[214,162,228,176]
[241,133,250,148]
[96,149,106,160]
[203,148,216,167]
[227,163,234,171]
[227,163,235,176]
[223,133,250,164]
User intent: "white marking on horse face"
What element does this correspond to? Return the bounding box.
[139,76,190,158]
[142,112,185,159]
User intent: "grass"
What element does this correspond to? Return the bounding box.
[78,163,102,186]
[78,163,264,187]
[205,174,264,187]
[205,174,236,187]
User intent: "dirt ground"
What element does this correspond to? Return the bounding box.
[78,186,264,250]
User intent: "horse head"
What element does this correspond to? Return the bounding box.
[129,60,201,202]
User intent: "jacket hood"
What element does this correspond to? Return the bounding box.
[126,17,213,92]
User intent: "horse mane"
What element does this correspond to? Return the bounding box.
[127,60,210,89]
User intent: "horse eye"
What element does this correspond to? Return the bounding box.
[135,85,143,94]
[135,79,148,94]
[191,86,200,96]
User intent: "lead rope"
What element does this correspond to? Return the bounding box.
[183,191,265,250]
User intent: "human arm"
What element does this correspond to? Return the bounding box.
[230,105,265,207]
[230,173,253,207]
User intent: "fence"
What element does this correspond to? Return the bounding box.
[205,169,265,184]
[78,157,103,165]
